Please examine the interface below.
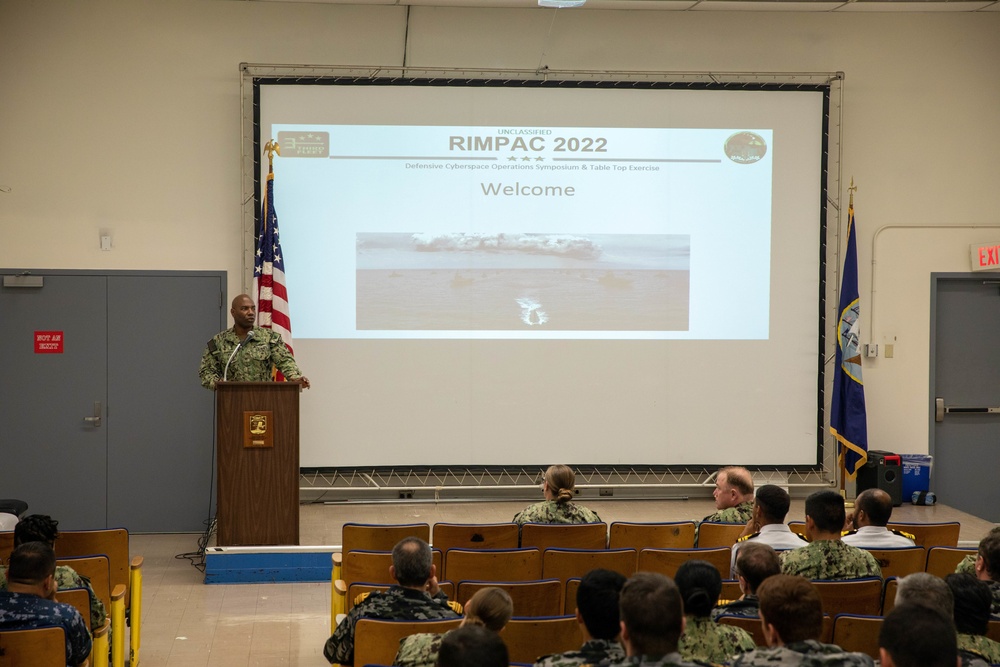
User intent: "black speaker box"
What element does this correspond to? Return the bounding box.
[856,449,903,506]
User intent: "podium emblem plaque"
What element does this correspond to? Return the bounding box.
[244,411,274,448]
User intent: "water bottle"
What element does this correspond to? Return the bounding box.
[912,490,936,505]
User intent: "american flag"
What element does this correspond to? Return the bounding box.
[253,165,294,378]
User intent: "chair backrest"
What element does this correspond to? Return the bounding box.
[342,523,431,554]
[519,523,608,551]
[341,550,444,591]
[637,547,731,580]
[882,577,898,615]
[564,578,581,615]
[0,531,13,564]
[716,614,766,646]
[456,579,563,617]
[831,614,883,658]
[353,617,462,667]
[697,522,747,549]
[865,547,926,580]
[500,616,581,664]
[925,546,976,578]
[788,521,808,539]
[541,548,637,585]
[988,619,1000,643]
[432,523,520,553]
[608,521,696,550]
[0,626,67,666]
[812,578,883,617]
[56,555,113,614]
[57,587,93,632]
[347,582,457,613]
[886,522,960,548]
[54,528,132,606]
[444,549,543,584]
[719,579,743,604]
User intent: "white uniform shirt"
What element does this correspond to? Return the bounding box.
[840,525,916,549]
[730,523,809,577]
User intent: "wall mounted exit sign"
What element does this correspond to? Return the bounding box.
[971,243,1000,272]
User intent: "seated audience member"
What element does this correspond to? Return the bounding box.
[713,542,781,620]
[534,568,627,667]
[730,574,874,666]
[0,542,92,667]
[512,464,601,525]
[394,586,512,667]
[324,536,460,665]
[730,485,807,577]
[972,531,1000,618]
[947,573,1000,665]
[0,511,17,531]
[779,490,881,580]
[841,489,915,548]
[0,513,107,629]
[435,624,508,667]
[878,603,960,667]
[675,559,755,664]
[956,527,1000,576]
[613,571,716,667]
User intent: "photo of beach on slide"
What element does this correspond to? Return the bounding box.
[355,232,690,331]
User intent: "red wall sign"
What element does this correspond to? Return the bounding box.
[34,331,64,353]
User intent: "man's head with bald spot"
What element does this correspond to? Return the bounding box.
[714,466,754,511]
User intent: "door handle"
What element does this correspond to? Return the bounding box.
[935,397,1000,422]
[83,401,102,427]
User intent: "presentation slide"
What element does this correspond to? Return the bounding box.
[256,81,825,468]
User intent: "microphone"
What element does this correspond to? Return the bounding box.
[223,330,255,381]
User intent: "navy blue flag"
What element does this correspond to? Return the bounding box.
[830,203,868,479]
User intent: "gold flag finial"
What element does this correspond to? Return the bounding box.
[848,177,857,208]
[264,140,280,172]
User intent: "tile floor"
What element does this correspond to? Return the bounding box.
[132,497,996,666]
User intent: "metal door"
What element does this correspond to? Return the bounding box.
[930,274,1000,522]
[0,274,109,527]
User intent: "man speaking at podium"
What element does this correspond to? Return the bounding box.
[199,294,310,390]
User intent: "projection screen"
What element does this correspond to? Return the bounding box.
[252,76,828,469]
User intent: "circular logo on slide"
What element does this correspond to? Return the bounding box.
[724,132,768,164]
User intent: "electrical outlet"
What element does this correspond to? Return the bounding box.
[599,488,614,497]
[866,344,878,358]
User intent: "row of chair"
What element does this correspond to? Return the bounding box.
[0,528,143,667]
[342,520,964,555]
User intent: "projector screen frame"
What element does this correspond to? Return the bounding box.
[239,64,845,481]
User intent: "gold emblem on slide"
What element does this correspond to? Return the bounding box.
[724,131,767,164]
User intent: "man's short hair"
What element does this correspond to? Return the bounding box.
[754,485,790,524]
[12,514,59,547]
[978,533,1000,581]
[757,574,823,643]
[946,573,992,636]
[675,560,722,617]
[619,572,684,657]
[879,603,958,667]
[576,568,627,640]
[435,624,508,667]
[894,572,953,619]
[804,490,846,534]
[7,541,56,585]
[720,466,754,496]
[856,489,893,526]
[391,536,433,587]
[736,542,781,594]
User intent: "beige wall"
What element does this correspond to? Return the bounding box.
[3,1,999,456]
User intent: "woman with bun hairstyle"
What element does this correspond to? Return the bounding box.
[393,586,513,667]
[675,559,755,664]
[512,464,601,525]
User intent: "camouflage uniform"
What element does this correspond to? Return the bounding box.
[0,564,107,629]
[729,639,875,666]
[323,585,459,665]
[0,591,92,666]
[393,630,447,667]
[678,614,755,664]
[987,579,1000,619]
[779,540,882,580]
[710,594,760,621]
[695,501,754,545]
[958,633,1000,664]
[199,326,304,389]
[512,500,601,525]
[598,652,719,666]
[534,638,626,666]
[956,554,976,576]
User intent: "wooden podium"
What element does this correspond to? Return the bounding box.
[215,382,300,546]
